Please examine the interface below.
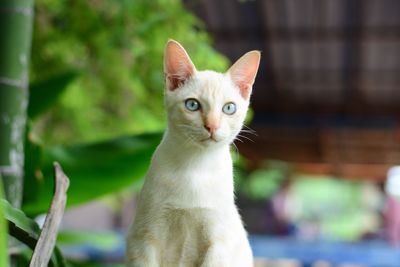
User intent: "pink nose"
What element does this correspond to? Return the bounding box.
[204,114,220,135]
[204,123,218,134]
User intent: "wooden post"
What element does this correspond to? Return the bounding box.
[0,0,34,207]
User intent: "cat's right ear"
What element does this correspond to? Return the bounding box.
[164,40,196,91]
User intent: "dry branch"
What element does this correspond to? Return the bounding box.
[29,162,69,267]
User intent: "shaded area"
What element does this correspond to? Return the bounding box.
[186,0,400,181]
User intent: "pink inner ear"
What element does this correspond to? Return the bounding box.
[230,73,253,100]
[236,81,251,99]
[166,74,189,91]
[164,40,195,91]
[228,50,261,100]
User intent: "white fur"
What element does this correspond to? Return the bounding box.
[126,41,259,267]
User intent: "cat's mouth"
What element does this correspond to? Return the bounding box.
[200,136,218,143]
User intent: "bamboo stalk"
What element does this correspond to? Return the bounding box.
[0,0,34,207]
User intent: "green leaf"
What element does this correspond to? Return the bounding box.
[0,177,9,267]
[1,198,66,267]
[23,120,44,206]
[23,132,162,215]
[57,230,120,250]
[28,71,78,119]
[1,198,40,239]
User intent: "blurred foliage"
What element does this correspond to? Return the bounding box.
[236,160,289,200]
[0,178,8,267]
[57,231,124,266]
[23,132,162,215]
[57,231,120,250]
[236,160,382,241]
[12,248,33,267]
[22,0,229,214]
[243,168,285,200]
[289,176,382,241]
[28,71,78,119]
[30,0,229,145]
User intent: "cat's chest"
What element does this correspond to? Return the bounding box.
[145,157,233,209]
[160,169,232,208]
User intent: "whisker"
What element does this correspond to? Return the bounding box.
[240,130,258,136]
[182,132,196,147]
[176,124,206,143]
[234,137,244,143]
[237,134,254,143]
[242,124,257,134]
[242,128,257,135]
[176,124,197,131]
[243,124,256,131]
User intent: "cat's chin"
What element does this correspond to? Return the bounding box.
[197,137,229,148]
[200,138,218,145]
[200,136,217,142]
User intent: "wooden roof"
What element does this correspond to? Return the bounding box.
[186,0,400,181]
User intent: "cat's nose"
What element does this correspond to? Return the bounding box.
[204,115,220,135]
[204,124,218,135]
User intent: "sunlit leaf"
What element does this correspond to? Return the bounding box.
[1,198,40,239]
[57,230,120,250]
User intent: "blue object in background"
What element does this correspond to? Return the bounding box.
[250,235,400,267]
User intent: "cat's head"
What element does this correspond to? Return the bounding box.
[164,40,260,149]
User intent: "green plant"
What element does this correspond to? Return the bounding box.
[23,0,229,216]
[2,197,65,267]
[30,0,229,145]
[2,164,68,267]
[23,132,162,215]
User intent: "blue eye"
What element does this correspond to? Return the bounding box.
[222,102,236,115]
[185,98,201,111]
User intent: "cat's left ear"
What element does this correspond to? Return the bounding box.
[228,51,261,100]
[164,40,196,91]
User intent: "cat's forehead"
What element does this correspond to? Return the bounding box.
[190,70,241,99]
[195,70,227,86]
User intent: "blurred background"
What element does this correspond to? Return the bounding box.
[2,0,400,266]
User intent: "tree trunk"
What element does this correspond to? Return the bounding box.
[0,0,34,207]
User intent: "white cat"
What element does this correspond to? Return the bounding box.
[126,40,260,267]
